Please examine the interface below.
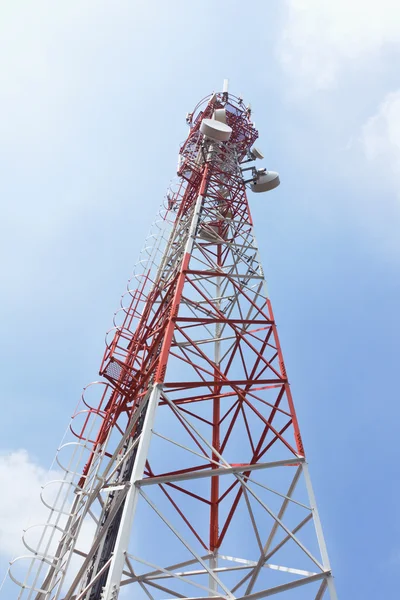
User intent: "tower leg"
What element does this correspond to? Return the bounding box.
[100,384,161,600]
[302,461,338,600]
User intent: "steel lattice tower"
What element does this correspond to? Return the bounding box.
[7,84,338,600]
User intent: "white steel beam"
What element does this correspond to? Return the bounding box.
[139,489,235,599]
[99,383,162,600]
[302,461,338,600]
[137,458,303,486]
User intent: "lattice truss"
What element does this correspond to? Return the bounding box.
[7,92,337,600]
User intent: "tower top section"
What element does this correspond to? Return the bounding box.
[181,88,280,194]
[185,90,259,160]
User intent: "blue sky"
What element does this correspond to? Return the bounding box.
[1,1,400,598]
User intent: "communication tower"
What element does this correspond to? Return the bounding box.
[7,82,338,600]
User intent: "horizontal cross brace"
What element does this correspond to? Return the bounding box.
[187,270,264,279]
[137,458,303,487]
[164,378,286,389]
[175,318,271,325]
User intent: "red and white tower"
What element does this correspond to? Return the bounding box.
[7,83,338,600]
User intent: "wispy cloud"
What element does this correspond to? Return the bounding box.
[278,0,400,91]
[0,450,96,595]
[0,450,57,559]
[361,90,400,173]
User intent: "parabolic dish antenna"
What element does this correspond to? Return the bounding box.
[213,108,227,124]
[250,171,280,193]
[251,147,264,160]
[200,118,232,142]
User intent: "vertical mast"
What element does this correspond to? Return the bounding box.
[6,88,338,600]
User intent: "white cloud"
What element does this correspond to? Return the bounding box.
[0,450,58,559]
[361,90,400,172]
[0,450,96,595]
[278,0,400,90]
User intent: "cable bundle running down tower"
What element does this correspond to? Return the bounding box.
[7,85,338,600]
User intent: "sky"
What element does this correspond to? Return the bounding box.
[1,0,400,597]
